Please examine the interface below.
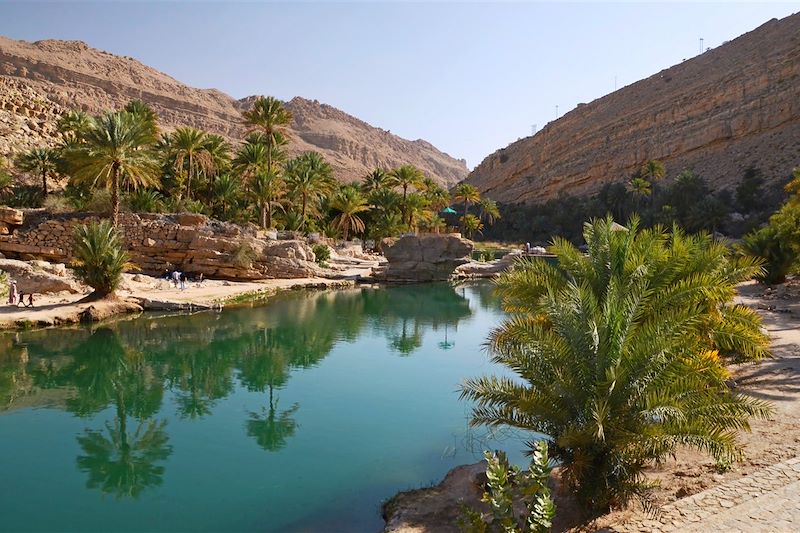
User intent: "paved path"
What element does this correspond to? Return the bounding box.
[616,456,800,532]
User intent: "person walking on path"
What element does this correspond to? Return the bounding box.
[7,279,17,305]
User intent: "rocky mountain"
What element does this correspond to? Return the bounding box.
[0,36,467,185]
[466,13,800,205]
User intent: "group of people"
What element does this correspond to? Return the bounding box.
[163,269,203,291]
[6,280,34,308]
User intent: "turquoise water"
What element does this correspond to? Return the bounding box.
[0,282,528,532]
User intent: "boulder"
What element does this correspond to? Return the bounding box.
[175,213,208,226]
[379,234,473,282]
[0,207,23,226]
[0,258,83,294]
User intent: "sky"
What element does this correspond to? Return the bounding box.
[1,1,798,169]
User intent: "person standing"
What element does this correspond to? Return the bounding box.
[7,279,17,305]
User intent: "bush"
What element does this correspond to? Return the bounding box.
[230,242,257,269]
[72,220,130,297]
[126,189,165,213]
[461,217,772,515]
[312,244,331,266]
[43,195,74,214]
[459,442,555,533]
[737,225,795,285]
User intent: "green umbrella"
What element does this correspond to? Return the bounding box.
[441,207,457,214]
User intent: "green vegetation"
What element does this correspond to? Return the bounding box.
[461,217,772,515]
[737,168,800,284]
[72,220,131,297]
[459,443,555,533]
[485,161,786,245]
[312,243,331,266]
[1,96,500,244]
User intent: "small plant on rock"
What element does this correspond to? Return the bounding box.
[230,242,258,270]
[459,442,555,533]
[312,244,331,267]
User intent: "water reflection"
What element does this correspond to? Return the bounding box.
[0,283,477,499]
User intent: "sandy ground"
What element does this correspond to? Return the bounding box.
[0,267,370,329]
[383,279,800,532]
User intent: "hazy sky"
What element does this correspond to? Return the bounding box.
[1,1,798,168]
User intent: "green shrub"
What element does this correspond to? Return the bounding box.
[312,244,331,266]
[737,225,795,285]
[230,242,257,269]
[43,195,74,214]
[459,442,555,533]
[72,220,130,297]
[126,189,165,213]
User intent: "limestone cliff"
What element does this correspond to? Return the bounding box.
[466,13,800,204]
[0,36,467,185]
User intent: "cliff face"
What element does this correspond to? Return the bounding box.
[467,14,800,204]
[0,36,467,185]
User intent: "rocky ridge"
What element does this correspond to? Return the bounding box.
[0,36,467,186]
[0,209,324,281]
[466,13,800,204]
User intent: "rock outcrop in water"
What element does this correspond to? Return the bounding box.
[0,36,467,186]
[466,13,800,204]
[376,233,473,282]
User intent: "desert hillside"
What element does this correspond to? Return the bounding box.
[466,13,800,204]
[0,36,467,185]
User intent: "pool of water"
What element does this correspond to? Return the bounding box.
[0,282,529,532]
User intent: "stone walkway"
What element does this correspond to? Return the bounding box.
[615,457,800,532]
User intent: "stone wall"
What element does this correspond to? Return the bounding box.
[0,210,323,281]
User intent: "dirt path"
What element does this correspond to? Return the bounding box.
[0,269,368,329]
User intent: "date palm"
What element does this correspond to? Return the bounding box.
[330,185,370,240]
[57,109,91,140]
[461,213,484,238]
[390,165,424,225]
[461,217,771,514]
[16,147,59,196]
[232,141,269,187]
[62,111,160,226]
[72,220,131,298]
[213,173,242,219]
[640,159,666,183]
[627,176,652,214]
[170,127,212,200]
[123,100,160,139]
[243,96,293,172]
[250,171,285,229]
[454,183,481,232]
[361,168,395,195]
[284,152,335,230]
[478,198,501,225]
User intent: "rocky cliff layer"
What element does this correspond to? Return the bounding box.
[0,36,467,185]
[466,13,800,204]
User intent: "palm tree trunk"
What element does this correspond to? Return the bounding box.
[187,152,193,200]
[301,193,308,230]
[41,168,48,196]
[461,199,468,232]
[261,205,267,229]
[112,163,121,228]
[266,201,272,229]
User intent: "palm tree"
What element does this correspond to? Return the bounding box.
[284,152,335,230]
[330,185,370,240]
[250,171,285,229]
[57,109,91,140]
[361,168,394,195]
[62,111,160,227]
[627,176,651,213]
[169,127,212,200]
[16,147,60,196]
[640,159,666,183]
[213,173,242,220]
[461,217,771,514]
[478,198,501,225]
[72,220,131,298]
[461,213,484,238]
[242,96,293,172]
[123,100,160,139]
[232,141,269,187]
[390,165,424,225]
[423,183,451,213]
[454,183,481,232]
